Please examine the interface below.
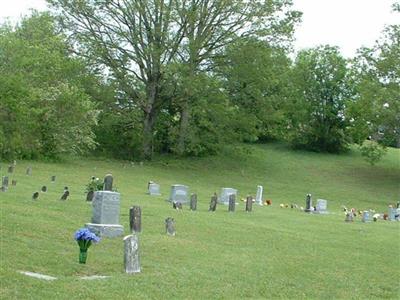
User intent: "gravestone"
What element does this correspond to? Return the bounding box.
[228,194,236,212]
[85,190,124,237]
[51,175,56,183]
[362,211,370,222]
[246,196,253,212]
[123,234,141,274]
[103,174,113,191]
[129,206,141,233]
[60,190,69,200]
[2,176,9,192]
[388,208,397,221]
[148,182,161,196]
[168,184,189,204]
[173,201,183,210]
[26,167,32,176]
[41,186,47,192]
[11,180,17,186]
[345,212,354,222]
[255,185,263,205]
[209,193,218,212]
[314,199,328,214]
[219,188,238,205]
[8,165,14,173]
[190,194,197,211]
[32,192,39,200]
[165,217,175,236]
[86,190,94,202]
[304,194,312,212]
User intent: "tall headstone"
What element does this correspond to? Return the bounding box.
[165,217,175,236]
[123,234,141,274]
[228,194,236,212]
[51,175,56,183]
[304,194,312,212]
[190,194,197,211]
[148,182,161,196]
[103,174,113,191]
[129,206,142,233]
[8,165,14,174]
[219,188,238,205]
[314,199,328,214]
[255,185,263,205]
[85,191,124,237]
[26,167,32,176]
[209,193,218,212]
[2,176,9,192]
[168,184,189,204]
[245,196,253,212]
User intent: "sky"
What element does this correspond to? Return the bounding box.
[0,0,398,58]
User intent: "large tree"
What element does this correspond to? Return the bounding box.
[48,0,301,158]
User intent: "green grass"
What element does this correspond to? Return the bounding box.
[1,143,399,299]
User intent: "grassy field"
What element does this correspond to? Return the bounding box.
[1,142,399,299]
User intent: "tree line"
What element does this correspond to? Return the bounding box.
[0,1,398,164]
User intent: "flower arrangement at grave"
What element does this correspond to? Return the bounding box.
[85,176,103,193]
[74,228,100,264]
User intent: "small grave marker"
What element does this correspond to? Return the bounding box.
[2,176,9,192]
[304,194,312,212]
[60,190,69,200]
[228,194,236,212]
[255,185,263,205]
[209,193,218,212]
[168,184,189,203]
[173,201,183,210]
[190,194,197,211]
[345,212,354,222]
[165,217,175,236]
[26,167,32,176]
[245,196,253,212]
[51,175,56,183]
[314,199,328,214]
[129,206,142,233]
[362,211,370,222]
[86,190,94,202]
[148,182,161,195]
[32,192,39,200]
[124,234,141,274]
[41,186,47,192]
[103,174,113,191]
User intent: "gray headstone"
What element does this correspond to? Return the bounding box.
[209,193,218,212]
[255,185,263,205]
[60,190,69,200]
[362,211,370,222]
[305,194,312,212]
[165,217,175,236]
[219,188,237,205]
[148,182,161,196]
[168,184,189,203]
[41,186,47,192]
[388,208,397,221]
[85,191,124,237]
[245,196,253,212]
[2,176,9,191]
[8,165,14,173]
[314,199,328,214]
[86,190,94,201]
[103,174,113,191]
[228,194,236,212]
[123,235,141,274]
[129,206,141,233]
[26,167,32,176]
[345,212,353,222]
[51,175,56,183]
[190,194,197,211]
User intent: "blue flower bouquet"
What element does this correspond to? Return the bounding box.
[74,228,100,264]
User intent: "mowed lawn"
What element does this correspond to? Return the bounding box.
[1,143,399,299]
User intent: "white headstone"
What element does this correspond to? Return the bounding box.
[124,234,141,274]
[314,199,328,214]
[255,185,263,205]
[168,185,189,203]
[148,183,161,195]
[219,188,238,205]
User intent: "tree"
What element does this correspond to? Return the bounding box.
[284,45,353,153]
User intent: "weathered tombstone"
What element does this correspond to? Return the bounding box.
[314,199,328,214]
[60,190,69,200]
[41,186,47,192]
[51,175,56,183]
[123,234,141,274]
[148,182,161,196]
[345,212,354,222]
[85,190,124,237]
[103,174,113,191]
[388,208,397,221]
[8,165,14,174]
[129,206,141,233]
[165,217,175,236]
[173,201,183,210]
[304,194,312,212]
[168,184,189,204]
[2,176,9,192]
[362,211,370,222]
[245,196,253,212]
[86,190,94,202]
[255,185,263,205]
[32,192,39,200]
[11,180,17,186]
[190,194,197,211]
[228,194,236,212]
[209,193,218,212]
[26,167,32,176]
[219,188,238,205]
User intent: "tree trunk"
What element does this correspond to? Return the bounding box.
[177,100,190,155]
[142,82,158,160]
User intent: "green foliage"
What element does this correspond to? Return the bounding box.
[285,45,353,153]
[359,140,388,166]
[0,12,100,160]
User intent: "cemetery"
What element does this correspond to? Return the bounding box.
[1,144,399,299]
